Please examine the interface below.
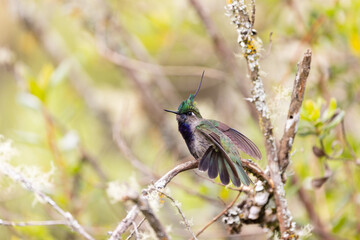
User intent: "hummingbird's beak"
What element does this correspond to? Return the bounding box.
[164,109,180,115]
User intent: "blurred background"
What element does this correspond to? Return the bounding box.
[0,0,359,239]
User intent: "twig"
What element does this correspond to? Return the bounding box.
[0,162,94,240]
[126,218,145,240]
[109,206,139,240]
[193,191,241,239]
[0,219,69,227]
[157,190,197,240]
[278,49,312,172]
[131,221,140,240]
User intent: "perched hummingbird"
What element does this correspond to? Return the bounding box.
[164,72,262,187]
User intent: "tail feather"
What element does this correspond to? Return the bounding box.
[224,161,241,187]
[199,147,212,171]
[199,147,251,186]
[208,151,218,179]
[236,162,251,186]
[218,157,230,185]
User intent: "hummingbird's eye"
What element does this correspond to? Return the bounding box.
[187,112,193,116]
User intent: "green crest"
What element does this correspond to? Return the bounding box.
[177,94,202,117]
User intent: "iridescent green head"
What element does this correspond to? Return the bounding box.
[164,71,204,118]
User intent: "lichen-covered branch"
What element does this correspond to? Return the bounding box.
[279,50,312,172]
[223,181,276,234]
[226,1,297,238]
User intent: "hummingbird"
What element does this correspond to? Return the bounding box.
[164,72,262,187]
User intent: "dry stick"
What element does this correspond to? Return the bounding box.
[0,219,69,227]
[109,206,139,240]
[188,0,258,120]
[193,191,241,239]
[1,162,94,240]
[226,1,296,238]
[278,49,312,172]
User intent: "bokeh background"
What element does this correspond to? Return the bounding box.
[0,0,359,239]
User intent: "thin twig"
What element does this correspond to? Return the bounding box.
[193,191,241,239]
[157,190,197,240]
[126,218,146,240]
[131,221,140,240]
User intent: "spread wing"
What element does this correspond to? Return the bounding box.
[196,121,251,186]
[209,120,262,160]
